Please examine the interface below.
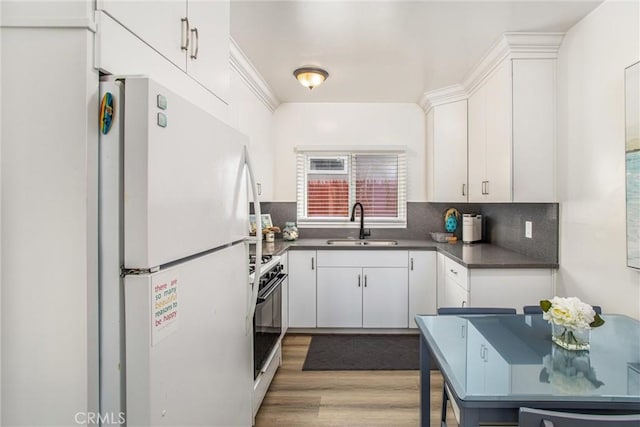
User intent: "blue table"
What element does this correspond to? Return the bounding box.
[416,314,640,427]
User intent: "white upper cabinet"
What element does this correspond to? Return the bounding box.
[468,59,512,202]
[185,0,230,102]
[426,100,468,202]
[511,59,556,202]
[97,0,230,102]
[468,57,556,202]
[422,33,562,203]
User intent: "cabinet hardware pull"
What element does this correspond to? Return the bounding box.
[364,275,367,287]
[358,274,361,287]
[181,17,190,51]
[461,325,465,338]
[257,183,262,196]
[480,344,484,359]
[461,300,466,307]
[410,258,414,271]
[481,180,490,195]
[311,257,314,270]
[462,183,466,196]
[190,27,199,59]
[450,269,457,275]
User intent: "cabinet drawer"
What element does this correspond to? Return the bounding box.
[444,257,468,290]
[317,250,408,268]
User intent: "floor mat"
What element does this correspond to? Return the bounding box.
[302,334,431,371]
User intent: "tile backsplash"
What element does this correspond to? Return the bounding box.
[256,201,559,263]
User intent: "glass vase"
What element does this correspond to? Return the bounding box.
[551,323,590,351]
[282,222,299,241]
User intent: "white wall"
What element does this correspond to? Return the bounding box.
[556,0,640,318]
[228,69,276,200]
[273,103,426,202]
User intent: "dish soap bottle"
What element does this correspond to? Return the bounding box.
[282,222,299,241]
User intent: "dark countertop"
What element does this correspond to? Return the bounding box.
[257,238,558,269]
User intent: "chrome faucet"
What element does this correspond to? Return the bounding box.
[350,202,371,240]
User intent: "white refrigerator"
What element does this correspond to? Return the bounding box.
[99,77,262,426]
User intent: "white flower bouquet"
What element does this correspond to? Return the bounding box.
[540,296,604,350]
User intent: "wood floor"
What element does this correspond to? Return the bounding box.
[255,334,456,427]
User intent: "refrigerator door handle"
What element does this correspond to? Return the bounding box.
[244,146,262,335]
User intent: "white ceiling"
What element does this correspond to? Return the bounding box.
[230,0,602,103]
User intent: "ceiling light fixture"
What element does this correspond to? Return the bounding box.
[293,67,329,90]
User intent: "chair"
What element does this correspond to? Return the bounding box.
[436,306,517,426]
[438,307,517,315]
[519,407,640,426]
[523,305,602,315]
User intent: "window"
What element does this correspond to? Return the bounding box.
[296,147,407,228]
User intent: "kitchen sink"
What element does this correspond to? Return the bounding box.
[364,239,398,246]
[326,239,398,246]
[326,239,366,246]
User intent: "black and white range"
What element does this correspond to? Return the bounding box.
[250,254,286,379]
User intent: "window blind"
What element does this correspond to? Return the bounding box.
[296,149,407,228]
[354,154,399,218]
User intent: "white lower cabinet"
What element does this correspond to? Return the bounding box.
[362,268,409,328]
[444,280,469,308]
[439,256,553,312]
[408,251,437,327]
[288,250,317,328]
[443,256,470,308]
[316,267,362,327]
[316,266,408,328]
[316,250,409,328]
[280,252,289,337]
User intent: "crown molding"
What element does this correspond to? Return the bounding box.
[464,32,564,96]
[229,37,280,113]
[503,32,565,57]
[419,84,467,113]
[419,32,565,111]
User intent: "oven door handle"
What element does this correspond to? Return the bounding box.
[257,273,287,303]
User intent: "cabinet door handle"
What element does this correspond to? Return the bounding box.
[482,180,490,195]
[462,183,466,196]
[410,257,414,271]
[190,27,199,59]
[358,274,361,287]
[364,275,367,287]
[257,183,262,196]
[311,257,314,270]
[461,300,466,307]
[450,269,457,275]
[460,325,465,338]
[181,17,190,51]
[480,344,485,359]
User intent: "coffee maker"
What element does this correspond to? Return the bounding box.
[462,214,482,243]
